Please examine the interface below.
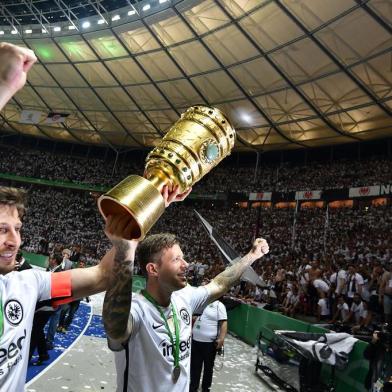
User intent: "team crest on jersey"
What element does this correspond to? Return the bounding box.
[4,299,23,326]
[179,308,190,325]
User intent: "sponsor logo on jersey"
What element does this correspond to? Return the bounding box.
[4,300,23,326]
[0,328,26,373]
[160,335,191,359]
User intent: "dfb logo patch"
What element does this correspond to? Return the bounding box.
[179,308,190,325]
[5,299,23,326]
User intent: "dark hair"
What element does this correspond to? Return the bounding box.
[0,186,27,218]
[136,233,179,278]
[50,253,63,266]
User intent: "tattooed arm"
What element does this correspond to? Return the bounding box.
[205,238,269,302]
[102,238,137,342]
[69,214,137,300]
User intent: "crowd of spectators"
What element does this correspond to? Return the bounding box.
[0,143,390,193]
[11,183,391,332]
[0,143,390,332]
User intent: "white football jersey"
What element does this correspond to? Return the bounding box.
[109,285,209,392]
[0,270,51,392]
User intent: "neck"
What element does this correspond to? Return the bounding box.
[146,281,172,307]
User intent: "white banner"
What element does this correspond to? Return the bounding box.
[19,110,42,124]
[295,190,322,200]
[380,184,392,196]
[249,192,272,201]
[349,185,380,198]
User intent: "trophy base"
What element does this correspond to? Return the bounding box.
[98,175,165,240]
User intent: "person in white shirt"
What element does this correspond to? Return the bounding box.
[352,301,373,334]
[102,232,269,392]
[317,292,330,322]
[336,262,347,296]
[283,285,300,318]
[190,299,227,392]
[344,293,364,324]
[331,296,350,323]
[313,271,330,295]
[346,264,364,304]
[0,185,145,391]
[61,249,73,270]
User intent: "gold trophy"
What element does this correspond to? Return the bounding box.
[98,105,236,240]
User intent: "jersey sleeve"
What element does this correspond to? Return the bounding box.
[27,269,51,302]
[186,285,209,314]
[217,302,227,321]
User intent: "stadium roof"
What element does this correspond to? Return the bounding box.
[0,0,391,151]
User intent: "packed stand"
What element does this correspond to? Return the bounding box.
[0,144,391,192]
[2,179,389,336]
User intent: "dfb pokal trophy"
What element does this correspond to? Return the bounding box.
[98,105,236,240]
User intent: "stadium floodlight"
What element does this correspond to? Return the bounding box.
[82,21,91,29]
[42,28,48,33]
[11,30,18,35]
[128,10,136,16]
[159,0,168,3]
[98,19,105,24]
[112,15,120,21]
[241,113,252,123]
[142,4,151,11]
[25,29,32,34]
[53,26,61,32]
[68,25,76,30]
[0,31,4,35]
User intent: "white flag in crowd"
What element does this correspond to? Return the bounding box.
[19,110,42,124]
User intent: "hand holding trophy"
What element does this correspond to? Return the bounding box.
[98,105,236,240]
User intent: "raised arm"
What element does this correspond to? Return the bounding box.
[102,236,137,343]
[0,42,37,110]
[205,238,269,303]
[69,214,137,300]
[102,185,191,344]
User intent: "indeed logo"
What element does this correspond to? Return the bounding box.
[161,335,191,358]
[0,329,26,366]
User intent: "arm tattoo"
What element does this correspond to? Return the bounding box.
[207,253,254,302]
[102,241,134,341]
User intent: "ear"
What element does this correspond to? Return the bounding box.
[146,262,159,278]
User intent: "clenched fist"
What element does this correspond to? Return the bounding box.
[250,238,269,261]
[0,42,37,110]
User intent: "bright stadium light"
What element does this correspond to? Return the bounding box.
[68,25,76,30]
[142,4,151,11]
[159,0,168,3]
[0,31,4,35]
[97,19,105,24]
[241,113,252,123]
[11,29,18,35]
[112,15,120,21]
[42,28,48,33]
[53,26,61,32]
[82,21,91,29]
[128,10,136,16]
[25,29,32,34]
